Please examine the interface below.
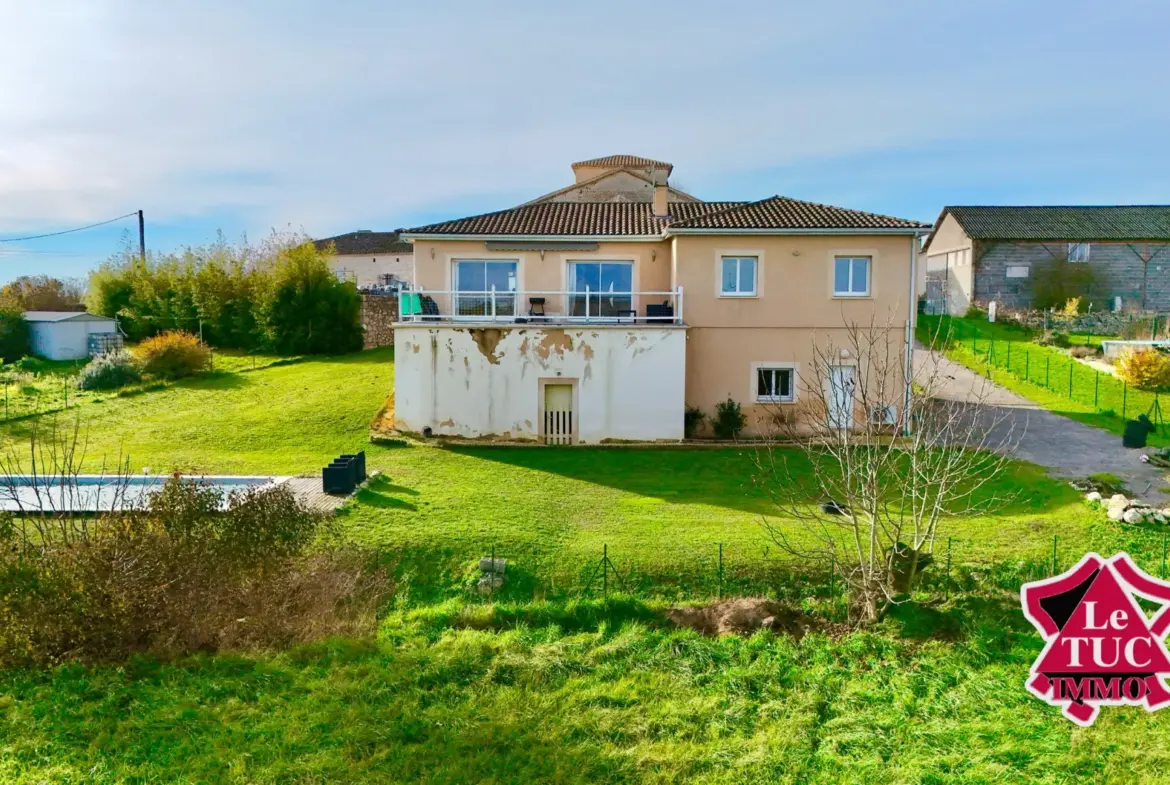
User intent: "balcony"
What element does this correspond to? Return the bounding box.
[398,287,684,325]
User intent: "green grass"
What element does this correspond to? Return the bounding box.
[6,591,1170,784]
[0,347,394,474]
[920,315,1170,446]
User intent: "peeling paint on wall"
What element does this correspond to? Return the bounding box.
[535,330,574,361]
[466,328,508,365]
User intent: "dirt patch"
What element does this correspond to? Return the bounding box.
[666,597,839,639]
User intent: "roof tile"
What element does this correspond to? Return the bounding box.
[571,155,673,171]
[943,206,1170,242]
[313,231,412,255]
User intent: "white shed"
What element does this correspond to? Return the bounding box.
[24,311,122,360]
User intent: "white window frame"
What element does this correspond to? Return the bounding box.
[1006,265,1029,278]
[753,364,797,403]
[1067,242,1091,263]
[720,256,758,297]
[833,256,871,297]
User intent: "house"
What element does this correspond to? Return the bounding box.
[313,230,413,289]
[25,311,122,360]
[394,155,930,443]
[920,206,1170,315]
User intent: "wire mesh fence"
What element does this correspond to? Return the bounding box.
[931,317,1169,431]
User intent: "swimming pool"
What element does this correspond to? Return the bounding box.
[0,475,290,514]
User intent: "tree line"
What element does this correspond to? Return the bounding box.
[86,233,364,355]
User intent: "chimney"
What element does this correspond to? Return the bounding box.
[652,172,670,218]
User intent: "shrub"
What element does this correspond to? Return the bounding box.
[136,331,209,379]
[1033,330,1071,348]
[263,243,363,355]
[712,397,747,440]
[684,406,706,438]
[1069,344,1099,360]
[0,476,388,665]
[0,309,29,363]
[77,350,141,391]
[964,304,984,319]
[1031,255,1103,311]
[1061,296,1084,316]
[1116,347,1170,390]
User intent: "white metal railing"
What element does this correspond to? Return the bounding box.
[398,287,685,325]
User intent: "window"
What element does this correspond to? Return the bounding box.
[721,256,757,296]
[756,367,794,403]
[1006,265,1029,278]
[454,260,517,316]
[1068,242,1091,263]
[568,261,633,317]
[834,256,870,297]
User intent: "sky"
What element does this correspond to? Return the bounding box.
[1,0,1168,283]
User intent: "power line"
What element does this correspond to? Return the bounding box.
[0,212,139,244]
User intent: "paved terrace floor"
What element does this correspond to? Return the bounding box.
[913,347,1169,504]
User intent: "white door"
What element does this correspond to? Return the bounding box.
[543,384,575,445]
[827,366,855,429]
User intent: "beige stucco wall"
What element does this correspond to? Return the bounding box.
[329,253,413,288]
[410,238,674,317]
[672,233,915,436]
[921,213,974,314]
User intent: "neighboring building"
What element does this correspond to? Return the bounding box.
[920,206,1170,315]
[25,311,121,360]
[393,155,929,443]
[313,230,413,289]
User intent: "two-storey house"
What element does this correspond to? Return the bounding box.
[394,156,930,443]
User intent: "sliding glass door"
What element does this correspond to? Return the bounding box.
[568,261,633,318]
[454,260,517,317]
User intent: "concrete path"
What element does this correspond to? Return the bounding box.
[913,348,1169,504]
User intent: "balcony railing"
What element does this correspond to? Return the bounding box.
[398,287,684,325]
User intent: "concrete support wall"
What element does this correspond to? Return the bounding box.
[360,295,397,349]
[394,324,686,442]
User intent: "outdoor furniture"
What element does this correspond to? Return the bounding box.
[322,449,367,495]
[339,450,367,483]
[528,297,547,319]
[1123,415,1156,449]
[646,302,674,321]
[420,295,440,321]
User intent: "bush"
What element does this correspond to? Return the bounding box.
[136,331,209,379]
[964,304,984,319]
[1116,347,1170,390]
[684,406,706,438]
[0,309,29,363]
[264,243,364,355]
[1033,330,1071,348]
[77,350,141,391]
[0,477,388,665]
[712,397,747,440]
[1031,256,1103,311]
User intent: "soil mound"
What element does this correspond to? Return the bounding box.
[666,597,832,638]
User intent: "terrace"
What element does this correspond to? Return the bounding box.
[398,286,684,325]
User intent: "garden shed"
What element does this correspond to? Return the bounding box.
[24,311,122,360]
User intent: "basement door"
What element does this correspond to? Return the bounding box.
[543,383,575,445]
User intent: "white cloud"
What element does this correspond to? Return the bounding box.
[0,0,1167,240]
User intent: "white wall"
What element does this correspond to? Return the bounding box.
[395,324,686,442]
[28,318,118,360]
[329,253,413,287]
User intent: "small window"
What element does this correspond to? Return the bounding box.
[834,256,871,297]
[756,367,794,402]
[1068,243,1091,263]
[721,256,757,296]
[1006,265,1029,278]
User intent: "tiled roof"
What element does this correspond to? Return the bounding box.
[405,202,716,236]
[943,206,1170,242]
[669,196,930,231]
[405,198,927,236]
[524,167,700,204]
[571,155,673,172]
[313,231,412,255]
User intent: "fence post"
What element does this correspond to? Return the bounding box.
[945,537,953,601]
[490,543,495,602]
[1068,362,1073,398]
[1095,372,1100,409]
[1124,383,1128,420]
[829,557,835,604]
[602,543,608,600]
[1162,532,1167,580]
[1007,340,1011,371]
[1052,535,1058,574]
[1045,355,1050,388]
[717,542,724,599]
[1025,350,1030,382]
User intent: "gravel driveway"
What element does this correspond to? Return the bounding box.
[913,347,1168,504]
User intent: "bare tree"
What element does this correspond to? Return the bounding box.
[752,312,1018,625]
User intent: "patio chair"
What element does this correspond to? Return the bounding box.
[528,297,547,319]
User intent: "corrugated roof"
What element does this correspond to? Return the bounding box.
[571,155,673,172]
[313,231,412,255]
[23,311,111,323]
[943,206,1170,241]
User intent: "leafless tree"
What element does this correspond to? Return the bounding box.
[752,311,1018,625]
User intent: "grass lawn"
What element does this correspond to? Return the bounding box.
[0,347,393,475]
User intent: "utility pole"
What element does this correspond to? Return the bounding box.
[138,210,146,262]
